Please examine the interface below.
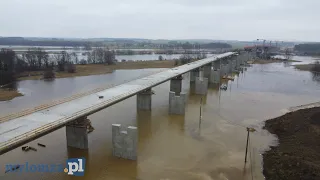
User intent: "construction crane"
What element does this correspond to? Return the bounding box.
[256,39,275,59]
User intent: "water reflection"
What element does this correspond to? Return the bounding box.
[312,71,320,83]
[137,111,152,148]
[207,83,220,96]
[66,148,90,179]
[168,115,185,134]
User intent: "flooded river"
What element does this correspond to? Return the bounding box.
[0,57,320,180]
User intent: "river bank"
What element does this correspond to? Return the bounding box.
[294,64,318,72]
[0,89,23,101]
[263,106,320,180]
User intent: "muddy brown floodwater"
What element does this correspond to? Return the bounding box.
[0,57,320,180]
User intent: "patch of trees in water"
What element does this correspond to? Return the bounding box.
[311,61,320,82]
[0,47,116,86]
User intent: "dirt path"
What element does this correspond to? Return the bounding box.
[263,107,320,180]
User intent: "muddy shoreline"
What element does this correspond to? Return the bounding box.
[263,107,320,180]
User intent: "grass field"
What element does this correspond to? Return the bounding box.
[0,89,23,101]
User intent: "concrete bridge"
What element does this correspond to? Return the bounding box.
[0,51,250,157]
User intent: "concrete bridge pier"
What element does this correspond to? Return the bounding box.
[228,61,233,74]
[210,69,220,84]
[203,64,212,79]
[242,52,249,65]
[212,61,220,69]
[190,68,200,83]
[237,54,243,65]
[235,56,240,70]
[170,75,183,95]
[137,88,153,111]
[232,60,237,72]
[112,124,137,160]
[169,91,186,115]
[195,77,209,95]
[220,64,227,77]
[66,117,89,149]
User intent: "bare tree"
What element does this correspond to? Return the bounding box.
[284,48,293,60]
[103,50,115,65]
[0,49,16,85]
[25,48,37,70]
[70,52,78,64]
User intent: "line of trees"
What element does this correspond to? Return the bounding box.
[0,47,116,85]
[0,49,16,85]
[174,53,207,66]
[82,48,116,65]
[294,44,320,55]
[0,37,233,51]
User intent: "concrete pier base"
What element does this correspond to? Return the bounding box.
[195,77,208,95]
[170,75,183,95]
[112,124,137,160]
[203,65,211,79]
[137,88,152,110]
[169,91,186,115]
[66,117,89,149]
[235,58,240,70]
[190,69,199,82]
[232,61,237,71]
[228,61,233,74]
[221,64,227,77]
[210,69,220,84]
[238,54,243,65]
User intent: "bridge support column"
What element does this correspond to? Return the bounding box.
[190,69,200,82]
[170,75,183,95]
[66,117,89,149]
[137,88,152,111]
[112,124,137,160]
[203,65,211,79]
[232,60,237,72]
[236,56,240,70]
[221,64,227,77]
[238,54,244,65]
[195,77,208,95]
[210,69,220,84]
[169,91,186,115]
[228,61,233,74]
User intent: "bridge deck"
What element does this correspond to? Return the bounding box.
[0,52,235,154]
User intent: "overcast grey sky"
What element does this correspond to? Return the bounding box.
[0,0,319,41]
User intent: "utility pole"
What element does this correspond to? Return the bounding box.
[244,127,256,163]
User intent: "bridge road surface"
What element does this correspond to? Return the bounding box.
[0,52,235,155]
